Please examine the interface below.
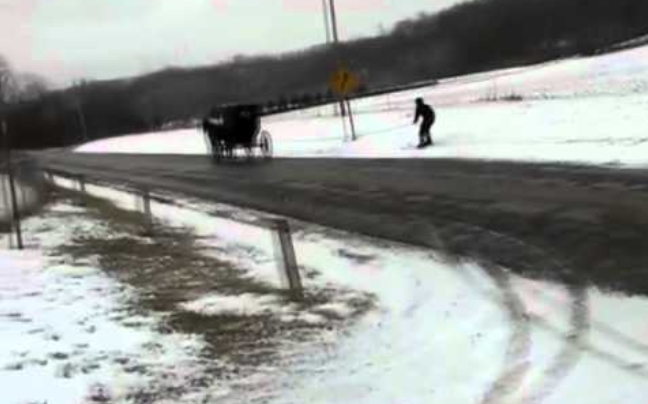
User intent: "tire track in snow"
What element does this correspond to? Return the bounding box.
[431,220,636,404]
[479,265,532,404]
[429,220,590,404]
[516,283,590,404]
[517,283,648,401]
[426,222,535,404]
[472,268,591,404]
[523,284,648,377]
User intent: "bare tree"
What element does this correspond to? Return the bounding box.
[1,56,49,104]
[14,73,49,102]
[0,56,18,105]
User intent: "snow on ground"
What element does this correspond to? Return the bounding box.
[267,229,648,404]
[78,43,648,167]
[345,42,648,115]
[178,293,330,325]
[266,94,648,165]
[19,175,648,404]
[349,43,648,110]
[0,202,214,404]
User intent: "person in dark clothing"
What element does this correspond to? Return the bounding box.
[413,97,435,148]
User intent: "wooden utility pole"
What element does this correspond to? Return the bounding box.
[327,0,348,118]
[325,0,360,141]
[327,0,340,43]
[322,0,332,43]
[345,98,357,141]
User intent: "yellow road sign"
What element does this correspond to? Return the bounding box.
[330,67,360,96]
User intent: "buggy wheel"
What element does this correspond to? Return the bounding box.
[259,130,273,160]
[212,141,224,162]
[224,144,234,159]
[244,146,254,160]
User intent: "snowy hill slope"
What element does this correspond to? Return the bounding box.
[78,43,648,167]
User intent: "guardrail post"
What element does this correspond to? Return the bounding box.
[140,188,153,234]
[78,175,86,193]
[273,219,303,300]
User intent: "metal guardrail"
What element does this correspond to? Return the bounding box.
[44,168,304,300]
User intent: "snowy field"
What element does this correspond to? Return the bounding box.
[78,44,648,167]
[2,177,648,403]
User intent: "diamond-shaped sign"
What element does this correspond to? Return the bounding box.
[330,67,360,96]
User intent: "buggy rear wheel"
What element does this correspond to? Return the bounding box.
[259,130,273,160]
[220,143,234,160]
[212,141,224,162]
[244,146,254,161]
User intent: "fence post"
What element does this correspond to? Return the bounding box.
[78,175,86,193]
[2,120,23,250]
[273,219,303,300]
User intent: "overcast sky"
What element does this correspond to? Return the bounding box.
[0,0,461,86]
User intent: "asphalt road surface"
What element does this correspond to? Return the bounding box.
[35,151,648,296]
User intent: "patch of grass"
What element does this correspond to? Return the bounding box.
[51,189,374,371]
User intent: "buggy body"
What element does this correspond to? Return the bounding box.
[201,104,272,161]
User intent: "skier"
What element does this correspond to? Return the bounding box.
[413,97,436,148]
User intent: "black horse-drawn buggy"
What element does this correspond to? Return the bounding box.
[201,104,272,161]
